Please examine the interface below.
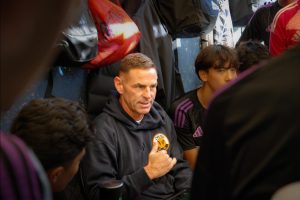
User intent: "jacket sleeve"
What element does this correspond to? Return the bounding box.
[237,9,263,45]
[80,115,153,200]
[165,114,193,192]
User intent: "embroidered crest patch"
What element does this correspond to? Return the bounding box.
[153,133,170,151]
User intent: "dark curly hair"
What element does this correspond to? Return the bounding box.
[11,98,93,170]
[236,40,270,72]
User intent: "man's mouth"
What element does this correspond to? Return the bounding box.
[139,102,151,107]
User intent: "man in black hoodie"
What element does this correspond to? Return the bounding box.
[81,53,192,200]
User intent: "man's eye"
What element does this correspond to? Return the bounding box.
[137,85,145,89]
[230,68,237,72]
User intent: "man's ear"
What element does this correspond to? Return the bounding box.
[47,166,64,186]
[114,76,123,94]
[199,70,208,82]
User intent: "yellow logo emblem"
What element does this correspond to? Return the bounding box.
[153,133,170,151]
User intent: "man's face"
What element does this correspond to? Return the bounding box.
[201,63,238,92]
[115,68,158,121]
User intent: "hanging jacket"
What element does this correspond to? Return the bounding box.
[133,0,178,110]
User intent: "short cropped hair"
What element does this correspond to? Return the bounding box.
[119,53,156,74]
[195,44,239,79]
[236,40,270,72]
[11,98,93,170]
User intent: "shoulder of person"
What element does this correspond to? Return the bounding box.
[170,90,196,108]
[93,112,116,130]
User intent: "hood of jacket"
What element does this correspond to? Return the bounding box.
[102,94,166,131]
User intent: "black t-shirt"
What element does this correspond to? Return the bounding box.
[169,89,206,151]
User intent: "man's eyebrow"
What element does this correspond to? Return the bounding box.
[133,83,145,86]
[213,65,236,69]
[133,82,157,87]
[213,66,226,69]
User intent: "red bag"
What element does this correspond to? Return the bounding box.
[84,0,140,69]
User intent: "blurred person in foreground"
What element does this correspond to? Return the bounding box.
[1,0,81,199]
[0,0,80,112]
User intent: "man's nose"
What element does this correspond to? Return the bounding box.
[143,87,151,98]
[225,70,236,81]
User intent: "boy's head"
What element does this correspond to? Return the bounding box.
[195,44,239,91]
[11,98,93,192]
[236,40,270,72]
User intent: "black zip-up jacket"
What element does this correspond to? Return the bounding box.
[236,1,281,47]
[81,95,192,200]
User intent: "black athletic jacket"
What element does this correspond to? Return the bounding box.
[81,95,192,200]
[237,1,281,47]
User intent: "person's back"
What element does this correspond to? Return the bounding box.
[10,98,93,193]
[191,44,300,200]
[81,53,192,200]
[1,1,84,199]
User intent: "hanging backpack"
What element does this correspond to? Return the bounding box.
[46,0,97,98]
[84,0,141,69]
[54,0,98,67]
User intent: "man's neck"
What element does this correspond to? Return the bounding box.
[197,86,214,109]
[119,97,144,121]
